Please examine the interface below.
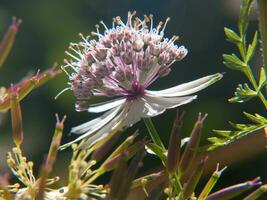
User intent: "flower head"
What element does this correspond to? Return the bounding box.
[61,12,223,149]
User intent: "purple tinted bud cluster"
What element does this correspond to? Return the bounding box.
[63,12,188,110]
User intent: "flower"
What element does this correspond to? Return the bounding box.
[60,12,223,149]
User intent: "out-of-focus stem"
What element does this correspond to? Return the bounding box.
[0,17,21,67]
[258,0,267,68]
[0,65,60,112]
[243,184,267,200]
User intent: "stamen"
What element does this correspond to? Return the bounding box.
[88,52,99,63]
[157,21,163,32]
[61,68,71,79]
[65,51,81,62]
[63,59,78,72]
[127,11,136,28]
[112,18,116,28]
[100,20,108,30]
[91,31,103,39]
[127,11,132,27]
[69,45,82,57]
[165,36,179,48]
[92,24,103,40]
[79,33,91,46]
[54,87,70,100]
[160,17,170,35]
[144,15,150,23]
[115,16,125,27]
[149,14,153,32]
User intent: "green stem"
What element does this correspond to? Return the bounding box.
[84,169,104,185]
[258,0,267,68]
[258,91,267,109]
[169,174,182,197]
[237,37,247,61]
[143,118,165,150]
[245,68,267,109]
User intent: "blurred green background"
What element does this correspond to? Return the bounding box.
[0,0,267,197]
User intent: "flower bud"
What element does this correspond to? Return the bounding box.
[46,114,66,172]
[75,101,89,112]
[158,52,170,65]
[95,49,107,61]
[72,79,93,99]
[133,38,144,51]
[176,46,188,61]
[79,65,93,79]
[92,62,109,78]
[125,68,134,81]
[103,139,145,172]
[85,52,96,65]
[10,86,23,147]
[108,151,128,200]
[182,157,208,200]
[0,17,22,67]
[206,177,262,200]
[158,64,171,77]
[0,66,60,112]
[131,171,165,189]
[149,44,162,56]
[121,51,133,65]
[243,184,267,200]
[91,130,122,162]
[179,113,207,175]
[84,77,97,89]
[166,110,184,174]
[113,69,126,82]
[198,164,227,200]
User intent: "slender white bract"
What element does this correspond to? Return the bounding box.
[61,12,223,149]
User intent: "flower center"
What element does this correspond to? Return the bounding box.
[125,81,145,100]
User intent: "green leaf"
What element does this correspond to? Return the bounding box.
[212,130,232,137]
[246,31,258,63]
[258,67,266,91]
[202,113,267,151]
[243,112,266,123]
[224,28,241,44]
[146,143,167,164]
[207,137,228,144]
[143,118,165,150]
[228,83,257,103]
[229,121,251,130]
[223,54,247,71]
[238,0,254,35]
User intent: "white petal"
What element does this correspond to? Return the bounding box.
[60,103,127,149]
[71,104,123,135]
[146,73,223,97]
[87,98,126,113]
[123,98,165,127]
[122,95,197,127]
[181,137,190,147]
[144,94,197,111]
[123,99,145,127]
[142,98,165,117]
[82,106,129,147]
